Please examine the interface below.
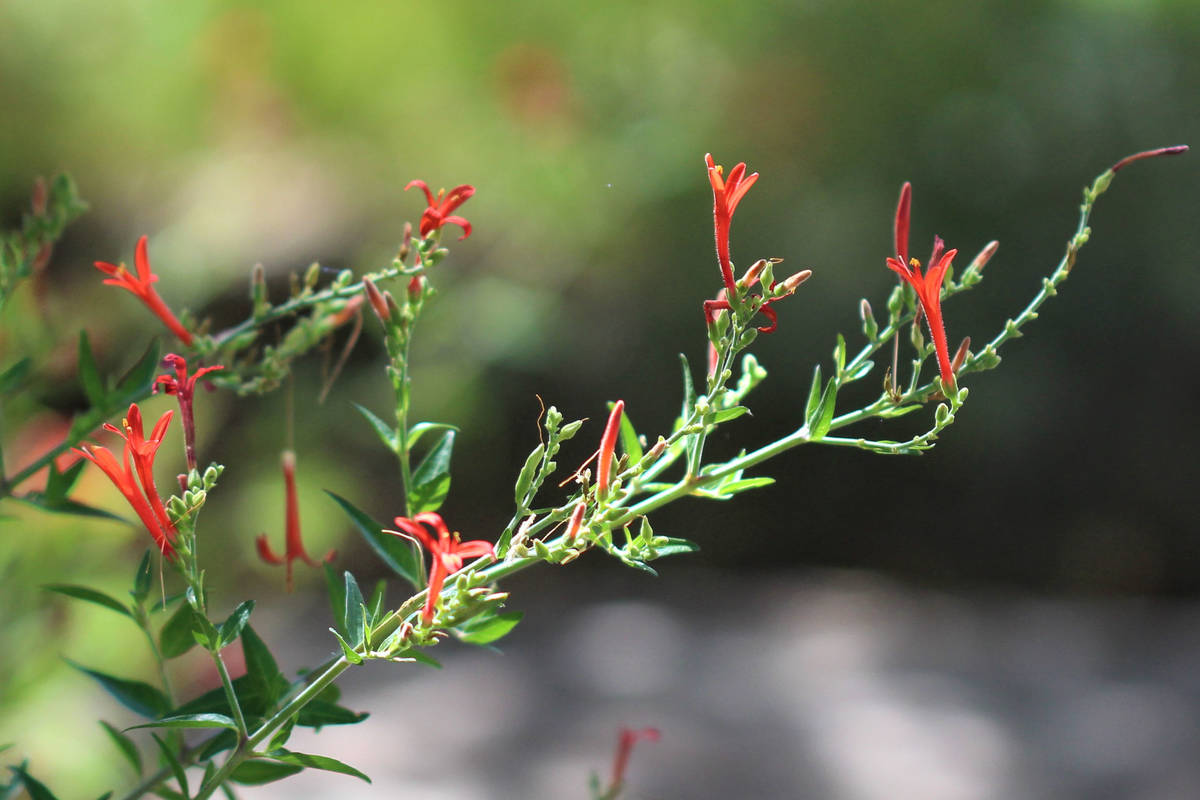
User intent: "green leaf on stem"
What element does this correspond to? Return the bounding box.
[368,579,386,624]
[719,477,776,494]
[230,761,303,785]
[159,602,198,658]
[616,405,644,466]
[678,353,696,422]
[710,406,749,425]
[804,365,822,421]
[458,611,523,646]
[43,460,86,505]
[99,721,142,775]
[327,491,421,590]
[409,430,455,513]
[261,749,371,783]
[112,339,161,403]
[16,493,126,522]
[513,443,544,505]
[406,421,459,450]
[127,713,239,732]
[344,572,366,648]
[649,537,701,558]
[352,403,398,452]
[77,330,107,406]
[268,714,297,751]
[295,700,368,728]
[329,628,363,664]
[150,733,187,797]
[807,377,838,441]
[0,358,31,395]
[218,600,255,649]
[7,767,59,800]
[242,625,288,709]
[834,333,847,375]
[42,584,131,618]
[132,551,153,604]
[66,660,170,718]
[844,359,874,382]
[324,562,348,634]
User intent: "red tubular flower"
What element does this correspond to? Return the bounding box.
[154,354,224,473]
[564,500,587,545]
[596,400,624,498]
[94,236,193,346]
[886,183,959,391]
[609,726,661,792]
[256,451,335,592]
[75,403,177,558]
[404,180,475,239]
[706,153,759,295]
[388,512,495,625]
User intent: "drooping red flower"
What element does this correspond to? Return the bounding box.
[94,236,193,346]
[596,400,624,498]
[154,354,223,473]
[886,183,958,391]
[404,180,475,239]
[75,403,177,558]
[609,726,661,792]
[388,512,494,625]
[706,153,759,295]
[256,451,335,592]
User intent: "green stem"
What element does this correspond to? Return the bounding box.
[211,649,248,737]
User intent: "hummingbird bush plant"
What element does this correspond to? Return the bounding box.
[0,144,1187,798]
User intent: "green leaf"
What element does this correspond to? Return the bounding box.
[807,377,838,441]
[329,628,363,664]
[327,492,421,589]
[710,406,749,425]
[127,714,239,732]
[351,403,397,451]
[112,339,160,403]
[43,460,87,505]
[834,333,847,375]
[99,721,142,775]
[513,443,544,505]
[458,611,523,646]
[406,421,458,450]
[132,551,153,604]
[616,405,644,466]
[229,761,303,785]
[15,493,126,522]
[368,579,386,625]
[804,364,823,420]
[42,584,131,618]
[323,562,348,634]
[343,572,365,648]
[0,358,31,395]
[268,714,297,751]
[395,648,441,669]
[241,625,287,710]
[218,600,254,649]
[678,353,696,422]
[719,477,776,494]
[150,734,187,797]
[78,330,107,406]
[844,359,874,382]
[67,660,170,718]
[295,700,368,728]
[650,537,701,558]
[262,749,370,783]
[409,430,455,513]
[8,767,59,800]
[159,602,198,659]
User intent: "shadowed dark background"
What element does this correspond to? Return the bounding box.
[2,0,1198,795]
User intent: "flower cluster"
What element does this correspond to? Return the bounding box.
[75,404,178,558]
[404,181,475,240]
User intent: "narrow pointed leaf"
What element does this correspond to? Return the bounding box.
[710,406,749,425]
[295,700,368,728]
[132,551,153,603]
[44,460,86,505]
[78,330,107,406]
[329,628,363,664]
[406,421,458,450]
[409,430,455,513]
[159,602,198,659]
[513,443,544,505]
[616,405,644,466]
[16,494,126,522]
[150,734,187,797]
[218,600,254,649]
[804,364,822,420]
[242,625,287,709]
[327,491,420,589]
[809,377,838,440]
[458,611,523,646]
[99,721,142,775]
[323,562,348,634]
[262,749,370,783]
[230,761,303,785]
[343,572,365,648]
[351,403,398,451]
[127,714,239,732]
[67,660,170,718]
[650,537,701,557]
[42,584,131,618]
[0,358,31,395]
[9,767,59,800]
[678,353,696,423]
[113,339,160,402]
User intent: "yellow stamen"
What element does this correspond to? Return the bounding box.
[909,257,921,269]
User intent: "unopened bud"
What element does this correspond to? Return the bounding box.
[407,275,423,301]
[326,294,364,327]
[964,241,998,280]
[738,259,768,288]
[304,262,321,291]
[251,263,269,315]
[31,177,47,215]
[398,222,413,263]
[363,278,390,322]
[385,291,402,320]
[951,336,971,373]
[564,500,587,545]
[775,270,812,296]
[644,437,667,465]
[859,298,878,340]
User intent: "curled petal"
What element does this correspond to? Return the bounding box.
[440,215,472,240]
[404,179,436,206]
[256,534,286,565]
[894,182,912,264]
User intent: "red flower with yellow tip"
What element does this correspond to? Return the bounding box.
[404,180,475,239]
[886,182,958,391]
[706,153,759,295]
[388,512,494,625]
[94,236,193,346]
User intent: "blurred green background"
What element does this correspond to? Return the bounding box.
[2,0,1198,793]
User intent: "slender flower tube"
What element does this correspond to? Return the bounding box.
[75,404,177,557]
[564,500,587,545]
[596,400,624,498]
[256,451,335,592]
[886,183,959,390]
[154,354,224,473]
[404,180,475,239]
[706,153,759,295]
[94,236,193,345]
[388,512,495,625]
[609,726,661,793]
